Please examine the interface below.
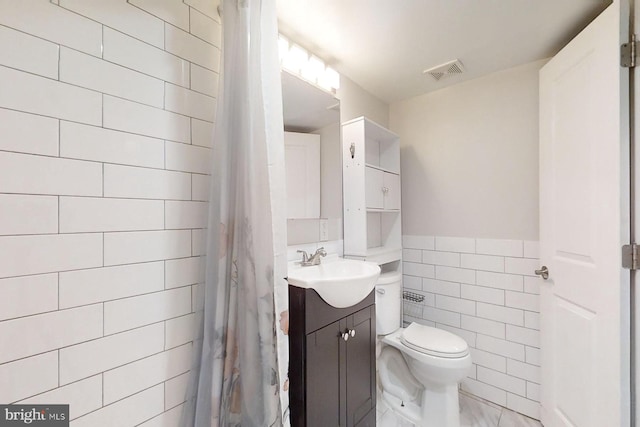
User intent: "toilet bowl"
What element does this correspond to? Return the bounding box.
[375,272,472,427]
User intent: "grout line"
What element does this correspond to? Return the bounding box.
[0,103,215,147]
[0,146,211,176]
[57,195,60,233]
[57,119,61,157]
[0,317,190,370]
[0,62,214,120]
[0,283,196,324]
[102,300,106,337]
[57,44,61,81]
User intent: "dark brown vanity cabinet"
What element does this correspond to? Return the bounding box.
[289,286,376,427]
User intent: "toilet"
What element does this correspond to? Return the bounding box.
[376,271,472,427]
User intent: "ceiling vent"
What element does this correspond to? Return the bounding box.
[423,59,465,81]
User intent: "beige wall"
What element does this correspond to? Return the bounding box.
[390,59,546,240]
[338,75,390,127]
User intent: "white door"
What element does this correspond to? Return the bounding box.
[365,166,384,209]
[539,3,630,427]
[383,172,401,210]
[284,131,320,218]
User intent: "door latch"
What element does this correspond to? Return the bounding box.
[622,244,639,270]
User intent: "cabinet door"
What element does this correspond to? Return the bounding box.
[346,306,376,427]
[383,172,401,210]
[285,132,320,218]
[365,167,384,209]
[306,320,342,427]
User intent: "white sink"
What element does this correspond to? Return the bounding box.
[288,256,381,308]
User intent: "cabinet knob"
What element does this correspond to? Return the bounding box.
[350,329,356,338]
[382,187,389,194]
[341,332,349,341]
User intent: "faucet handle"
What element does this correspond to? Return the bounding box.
[316,247,327,256]
[297,250,309,262]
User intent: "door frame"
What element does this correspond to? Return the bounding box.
[632,0,640,424]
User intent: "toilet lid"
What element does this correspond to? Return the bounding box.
[400,323,469,358]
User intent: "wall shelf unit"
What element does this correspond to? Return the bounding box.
[342,117,402,265]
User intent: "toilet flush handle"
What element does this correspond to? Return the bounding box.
[376,288,386,295]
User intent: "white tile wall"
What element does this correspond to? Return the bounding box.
[103,28,190,87]
[103,343,191,404]
[165,82,216,122]
[0,3,219,425]
[184,0,220,21]
[165,24,220,71]
[0,274,58,321]
[0,151,103,197]
[59,122,165,168]
[0,194,58,235]
[139,404,184,427]
[0,351,59,404]
[0,25,59,79]
[103,287,192,334]
[19,375,103,420]
[130,0,190,30]
[71,385,165,427]
[58,0,165,48]
[0,0,102,56]
[104,164,192,200]
[60,323,165,385]
[103,95,191,143]
[403,235,541,420]
[164,372,190,408]
[0,65,102,125]
[165,313,198,349]
[60,47,165,108]
[0,108,59,156]
[191,118,214,147]
[189,8,222,46]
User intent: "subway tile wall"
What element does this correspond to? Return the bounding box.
[0,0,220,425]
[402,235,541,420]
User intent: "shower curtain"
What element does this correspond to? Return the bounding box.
[182,0,289,425]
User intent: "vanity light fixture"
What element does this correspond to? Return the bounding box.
[278,34,340,93]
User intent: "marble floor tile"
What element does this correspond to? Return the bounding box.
[497,409,542,427]
[377,409,414,427]
[460,393,501,427]
[375,387,542,427]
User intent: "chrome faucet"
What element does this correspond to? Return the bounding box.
[297,247,327,266]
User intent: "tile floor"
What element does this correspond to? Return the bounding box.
[376,390,543,427]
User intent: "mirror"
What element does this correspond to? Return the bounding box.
[282,70,341,246]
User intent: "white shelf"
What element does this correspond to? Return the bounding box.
[365,163,400,175]
[343,117,402,268]
[366,208,401,213]
[366,246,402,265]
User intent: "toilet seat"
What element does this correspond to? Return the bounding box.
[400,323,469,358]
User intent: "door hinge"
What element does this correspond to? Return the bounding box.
[622,244,639,269]
[622,35,638,68]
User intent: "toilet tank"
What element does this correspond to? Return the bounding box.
[375,271,402,335]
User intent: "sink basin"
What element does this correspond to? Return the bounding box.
[288,256,381,308]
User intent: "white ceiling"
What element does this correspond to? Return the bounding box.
[276,0,611,103]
